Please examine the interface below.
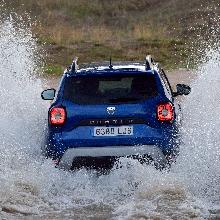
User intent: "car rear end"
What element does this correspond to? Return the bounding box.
[45,68,179,169]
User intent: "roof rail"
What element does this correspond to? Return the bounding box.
[70,57,79,73]
[145,55,154,70]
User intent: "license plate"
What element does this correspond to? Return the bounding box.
[94,126,133,137]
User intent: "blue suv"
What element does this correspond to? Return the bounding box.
[41,56,191,169]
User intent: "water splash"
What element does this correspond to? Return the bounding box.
[112,49,220,219]
[174,49,220,202]
[0,14,219,220]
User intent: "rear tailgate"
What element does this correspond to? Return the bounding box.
[59,72,173,146]
[61,97,163,131]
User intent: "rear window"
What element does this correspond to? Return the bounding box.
[64,74,158,104]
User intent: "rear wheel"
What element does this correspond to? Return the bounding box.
[135,154,154,165]
[136,154,169,170]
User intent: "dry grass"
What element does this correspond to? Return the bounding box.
[43,24,165,46]
[49,25,115,45]
[4,0,220,74]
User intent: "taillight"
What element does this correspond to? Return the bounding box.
[157,103,174,121]
[49,107,66,125]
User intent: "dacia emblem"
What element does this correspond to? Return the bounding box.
[107,106,115,115]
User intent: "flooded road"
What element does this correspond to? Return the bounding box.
[0,15,219,220]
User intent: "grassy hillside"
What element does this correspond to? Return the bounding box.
[3,0,220,74]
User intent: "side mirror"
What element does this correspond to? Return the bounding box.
[41,89,56,100]
[173,84,191,97]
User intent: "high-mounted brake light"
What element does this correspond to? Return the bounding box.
[49,107,66,125]
[157,103,173,121]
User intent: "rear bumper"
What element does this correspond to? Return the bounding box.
[58,145,167,169]
[60,124,178,150]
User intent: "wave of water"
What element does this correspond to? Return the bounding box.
[0,16,219,220]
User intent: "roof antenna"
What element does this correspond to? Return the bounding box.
[109,57,113,69]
